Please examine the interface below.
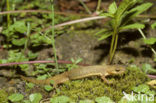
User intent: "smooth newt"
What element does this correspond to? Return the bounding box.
[20,65,125,88]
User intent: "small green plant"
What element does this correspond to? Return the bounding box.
[44,85,54,92]
[50,0,58,70]
[66,58,83,71]
[29,93,42,103]
[96,0,153,63]
[141,63,156,74]
[8,93,43,103]
[8,93,24,103]
[0,50,38,75]
[141,22,156,62]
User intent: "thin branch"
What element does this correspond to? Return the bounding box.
[0,60,89,67]
[31,16,108,35]
[147,74,156,79]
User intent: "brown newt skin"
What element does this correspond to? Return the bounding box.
[20,65,125,88]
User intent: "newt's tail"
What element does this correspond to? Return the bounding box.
[20,75,48,85]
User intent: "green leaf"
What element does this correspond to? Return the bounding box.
[28,51,38,59]
[115,0,137,27]
[100,13,114,18]
[50,80,55,85]
[143,37,156,45]
[29,93,42,103]
[44,85,53,91]
[151,22,156,29]
[98,32,113,41]
[96,29,109,35]
[14,21,27,33]
[108,2,117,14]
[0,59,8,64]
[95,96,114,103]
[75,58,83,64]
[128,2,153,18]
[26,83,35,88]
[142,63,156,74]
[116,0,136,17]
[37,74,48,80]
[50,96,71,103]
[132,84,150,93]
[8,93,24,102]
[122,2,153,25]
[12,38,26,46]
[120,23,145,30]
[96,29,113,41]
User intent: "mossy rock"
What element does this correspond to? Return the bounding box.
[53,66,150,102]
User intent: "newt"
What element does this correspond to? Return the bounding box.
[20,65,125,88]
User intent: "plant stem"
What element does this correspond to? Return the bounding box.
[96,0,101,11]
[109,22,118,64]
[111,34,118,62]
[50,0,58,70]
[0,60,89,67]
[78,0,92,14]
[20,22,30,60]
[109,33,116,63]
[138,29,156,56]
[24,22,30,51]
[6,0,11,26]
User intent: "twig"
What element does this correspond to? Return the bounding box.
[0,60,89,67]
[147,74,156,79]
[31,16,107,35]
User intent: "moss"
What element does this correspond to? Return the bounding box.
[53,66,150,102]
[0,89,8,103]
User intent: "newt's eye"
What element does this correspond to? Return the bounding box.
[115,69,120,72]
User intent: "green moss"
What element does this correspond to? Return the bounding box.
[53,66,150,102]
[0,89,8,103]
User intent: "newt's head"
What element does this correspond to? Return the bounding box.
[106,65,126,75]
[147,80,156,89]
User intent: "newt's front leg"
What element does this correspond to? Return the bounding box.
[100,75,112,84]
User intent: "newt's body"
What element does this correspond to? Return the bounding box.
[20,65,125,87]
